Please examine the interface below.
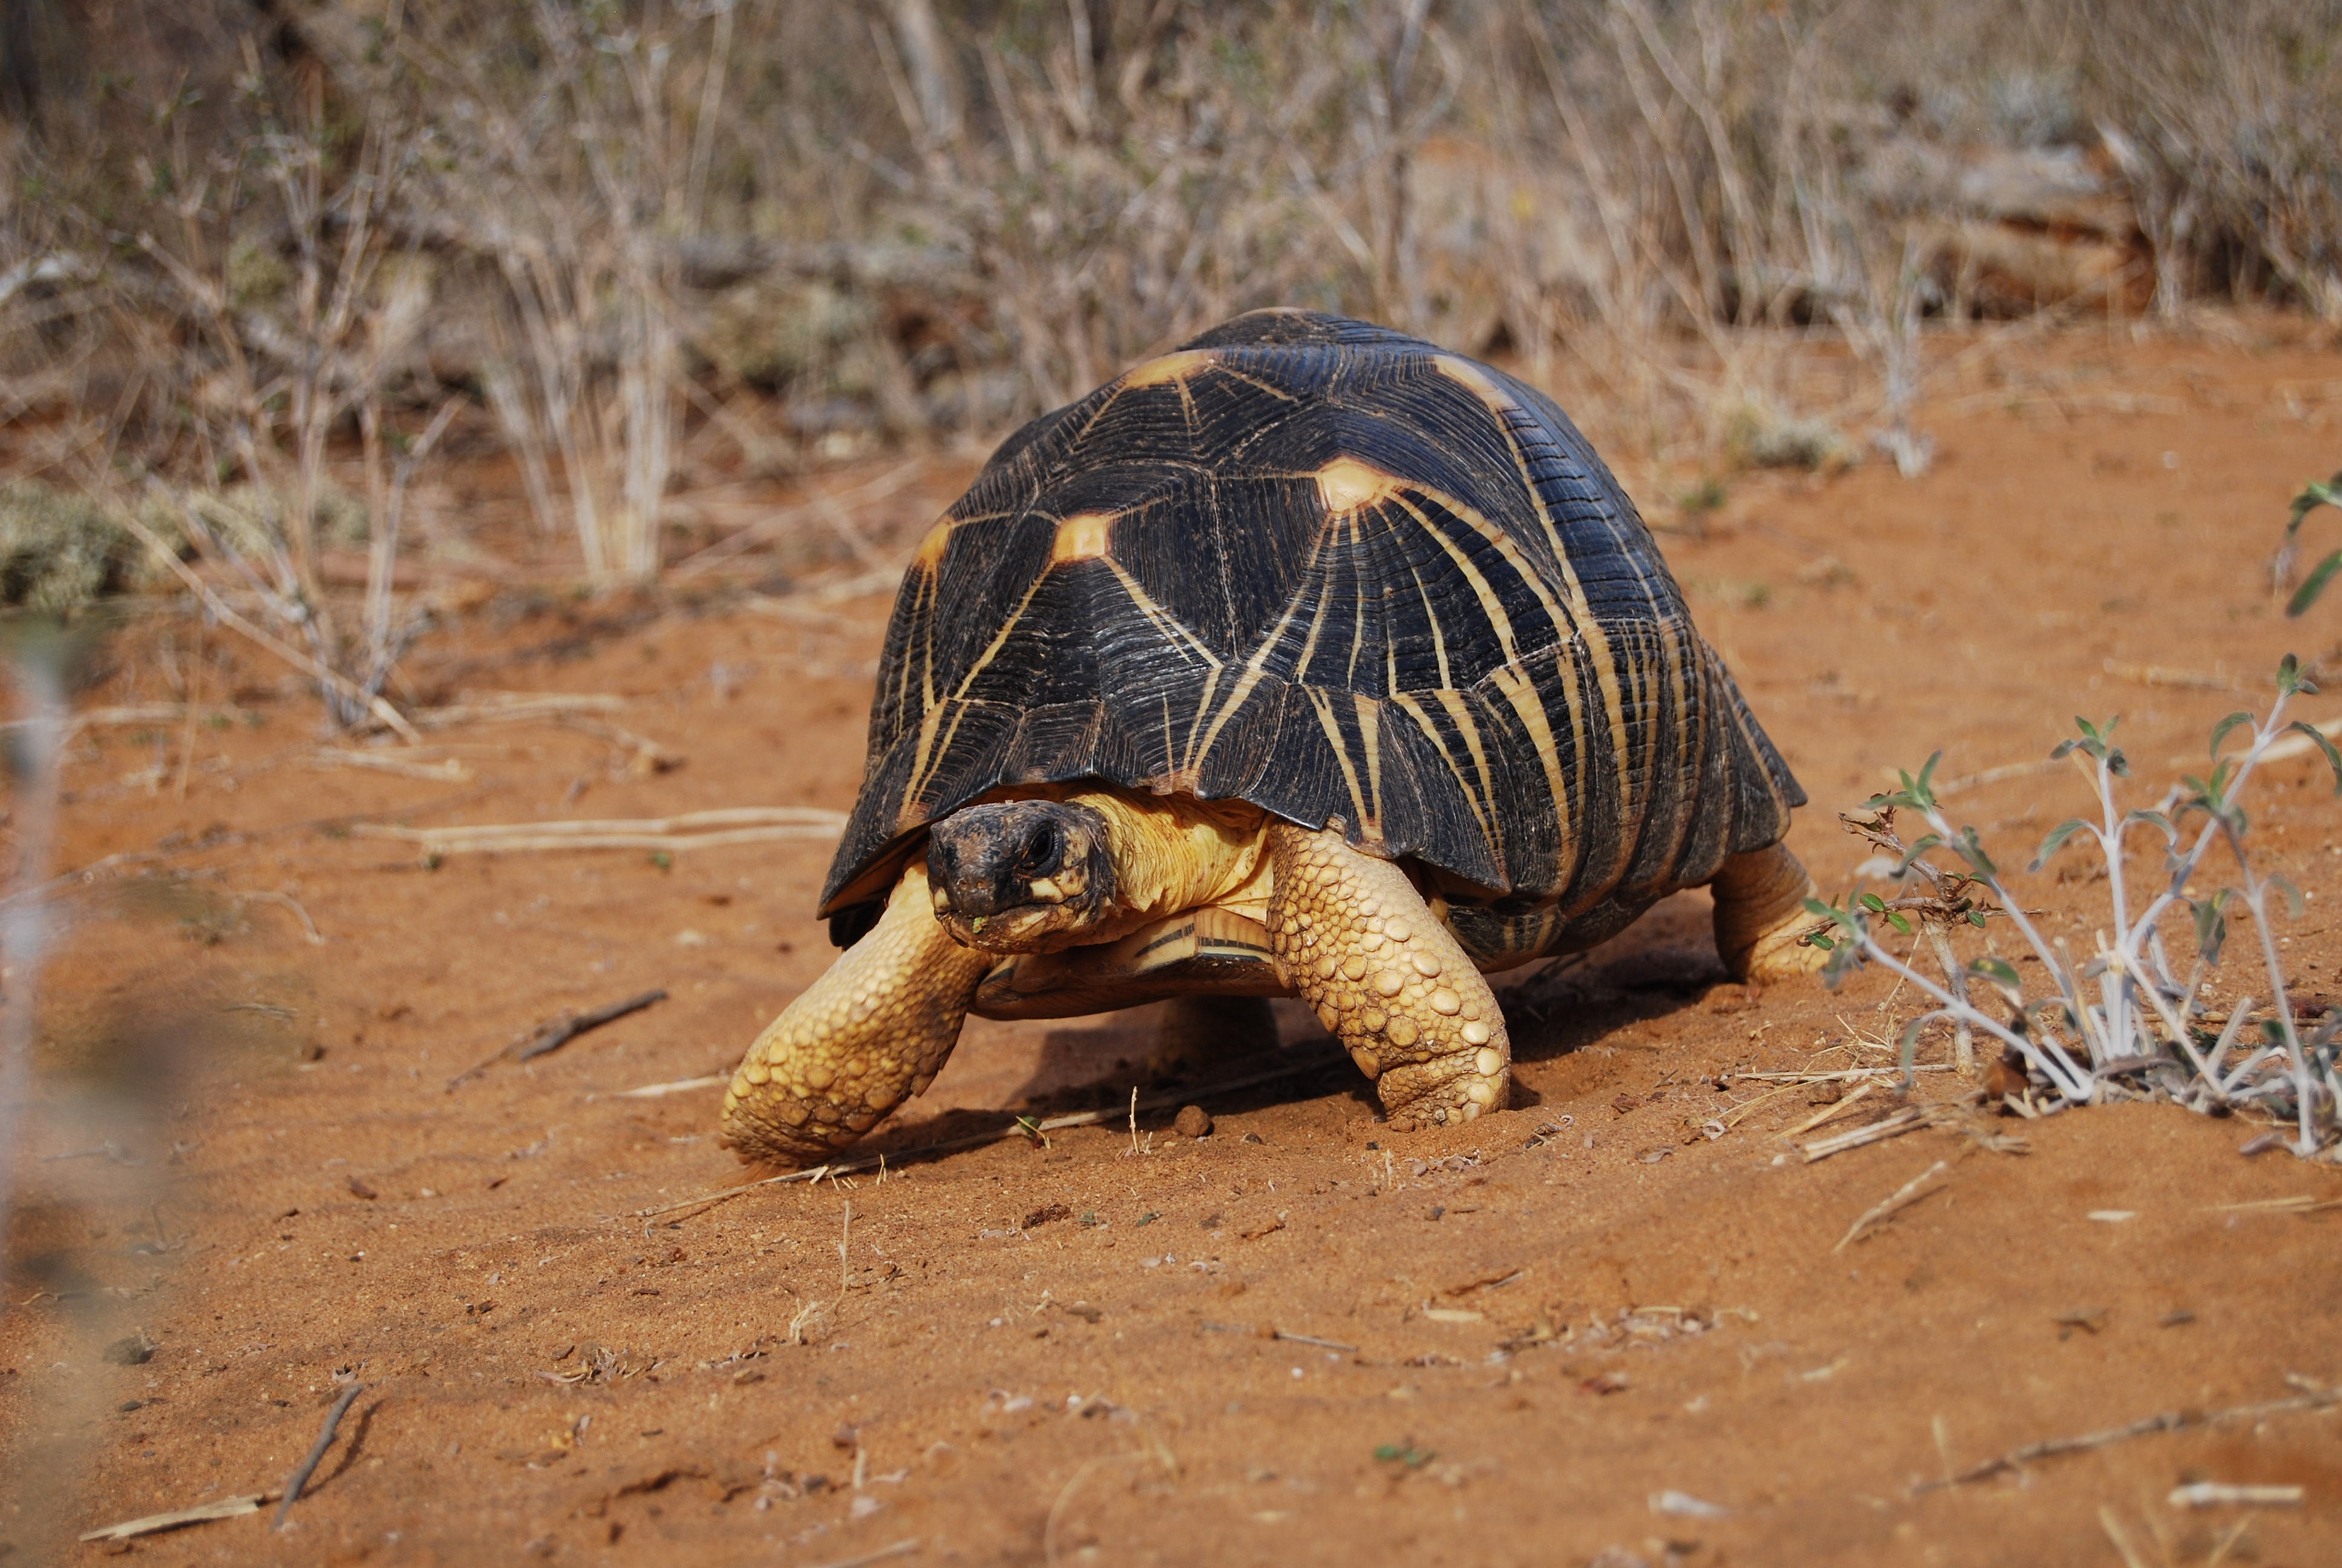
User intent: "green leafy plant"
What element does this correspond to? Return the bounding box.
[1803,658,2342,1158]
[2277,470,2342,616]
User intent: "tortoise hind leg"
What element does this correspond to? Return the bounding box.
[721,861,991,1166]
[1711,841,1827,983]
[1265,824,1508,1131]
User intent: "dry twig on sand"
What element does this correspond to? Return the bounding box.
[81,1495,269,1543]
[357,807,845,858]
[1802,1105,1929,1162]
[1913,1376,2342,1492]
[1833,1159,1952,1252]
[273,1382,365,1528]
[448,990,667,1089]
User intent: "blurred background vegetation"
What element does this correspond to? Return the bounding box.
[0,0,2336,640]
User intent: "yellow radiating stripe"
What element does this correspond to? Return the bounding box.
[904,562,1056,805]
[1179,502,1349,776]
[1489,664,1572,856]
[1354,691,1384,838]
[1393,691,1499,861]
[1302,686,1374,843]
[1430,356,1632,837]
[1101,557,1223,671]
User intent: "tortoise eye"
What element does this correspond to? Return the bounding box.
[1024,822,1062,869]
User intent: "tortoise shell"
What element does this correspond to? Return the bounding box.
[820,310,1803,942]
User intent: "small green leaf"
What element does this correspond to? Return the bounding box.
[2287,721,2342,795]
[1969,956,2021,986]
[1967,909,1987,927]
[1885,911,1912,934]
[2029,818,2092,871]
[1954,826,1998,878]
[1803,896,1859,933]
[2192,892,2231,964]
[2287,473,2342,536]
[1915,751,1943,800]
[1805,932,1837,951]
[1859,892,1887,913]
[2209,711,2255,758]
[2286,550,2342,618]
[1896,834,1944,874]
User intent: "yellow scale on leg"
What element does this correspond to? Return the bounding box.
[1263,823,1508,1131]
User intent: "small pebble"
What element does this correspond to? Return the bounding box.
[1175,1104,1213,1139]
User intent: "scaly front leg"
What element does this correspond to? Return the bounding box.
[1265,824,1509,1130]
[721,861,991,1166]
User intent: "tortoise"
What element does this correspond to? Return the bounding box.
[721,309,1823,1166]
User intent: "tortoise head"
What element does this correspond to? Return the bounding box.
[925,799,1119,952]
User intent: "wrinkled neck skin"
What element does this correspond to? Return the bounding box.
[970,782,1271,948]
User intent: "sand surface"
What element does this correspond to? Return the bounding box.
[5,318,2341,1566]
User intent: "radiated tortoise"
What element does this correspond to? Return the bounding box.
[722,309,1823,1166]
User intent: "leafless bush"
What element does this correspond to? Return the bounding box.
[5,0,2341,591]
[387,0,733,585]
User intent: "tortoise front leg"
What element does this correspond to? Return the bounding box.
[1265,824,1509,1131]
[721,861,991,1166]
[1710,841,1828,984]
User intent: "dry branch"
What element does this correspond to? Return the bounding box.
[81,1495,267,1543]
[448,990,668,1088]
[1833,1159,1952,1252]
[1802,1106,1929,1162]
[273,1382,364,1528]
[1914,1379,2342,1492]
[355,807,846,858]
[119,509,422,742]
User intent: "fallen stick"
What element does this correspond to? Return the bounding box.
[1782,1080,1878,1140]
[1803,1105,1928,1163]
[1833,1159,1952,1252]
[1913,1380,2342,1492]
[1202,1322,1360,1352]
[405,692,627,728]
[608,1073,730,1100]
[449,990,667,1089]
[81,1494,268,1542]
[632,1050,1349,1220]
[273,1382,364,1528]
[356,807,847,858]
[311,749,474,783]
[798,1537,921,1568]
[2167,1482,2303,1508]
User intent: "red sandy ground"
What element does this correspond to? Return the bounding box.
[4,316,2342,1567]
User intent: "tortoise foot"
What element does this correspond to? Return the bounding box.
[1264,823,1511,1132]
[721,862,990,1167]
[1712,841,1828,984]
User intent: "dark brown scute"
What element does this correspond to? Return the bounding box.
[820,312,1802,931]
